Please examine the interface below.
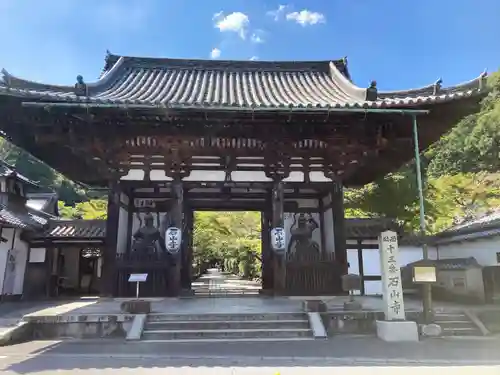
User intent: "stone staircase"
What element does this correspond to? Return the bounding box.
[141,313,314,342]
[434,311,483,336]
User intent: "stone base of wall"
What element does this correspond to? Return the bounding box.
[323,311,422,335]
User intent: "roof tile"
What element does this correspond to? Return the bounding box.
[39,219,106,240]
[0,56,486,110]
[0,205,47,229]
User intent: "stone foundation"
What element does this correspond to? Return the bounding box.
[24,315,135,340]
[322,311,421,335]
[120,300,152,314]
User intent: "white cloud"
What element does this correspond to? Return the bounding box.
[286,10,326,26]
[210,48,221,59]
[250,56,259,61]
[266,5,288,21]
[250,30,265,44]
[213,11,250,39]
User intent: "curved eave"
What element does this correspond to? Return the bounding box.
[0,84,485,112]
[0,57,487,111]
[0,56,126,93]
[378,71,488,99]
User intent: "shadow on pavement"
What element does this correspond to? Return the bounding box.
[3,336,500,372]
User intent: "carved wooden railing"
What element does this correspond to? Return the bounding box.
[285,252,345,296]
[115,252,172,269]
[114,253,173,297]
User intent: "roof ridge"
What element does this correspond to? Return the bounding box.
[103,52,347,72]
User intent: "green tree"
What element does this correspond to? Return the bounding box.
[428,70,500,176]
[58,199,107,219]
[192,211,261,279]
[0,137,86,204]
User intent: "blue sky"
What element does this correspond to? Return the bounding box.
[0,0,498,90]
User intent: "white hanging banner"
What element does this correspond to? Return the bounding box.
[271,227,286,252]
[165,227,182,254]
[379,230,405,321]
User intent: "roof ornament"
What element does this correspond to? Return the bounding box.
[74,75,88,97]
[479,69,488,90]
[433,78,442,96]
[366,81,377,101]
[0,69,11,88]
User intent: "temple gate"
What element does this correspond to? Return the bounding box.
[0,52,486,297]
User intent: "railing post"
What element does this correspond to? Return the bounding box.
[102,181,120,297]
[411,114,433,323]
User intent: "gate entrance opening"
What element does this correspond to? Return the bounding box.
[192,211,262,296]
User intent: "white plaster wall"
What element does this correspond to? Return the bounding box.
[323,207,334,253]
[120,193,129,206]
[321,193,334,253]
[12,230,28,295]
[0,228,13,294]
[294,199,319,209]
[433,237,500,266]
[345,242,438,296]
[0,229,30,296]
[117,207,129,254]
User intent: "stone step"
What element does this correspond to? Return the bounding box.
[434,313,482,336]
[434,313,469,322]
[434,320,477,329]
[148,313,307,322]
[136,337,316,343]
[145,319,309,331]
[441,326,482,336]
[142,328,312,341]
[194,292,261,297]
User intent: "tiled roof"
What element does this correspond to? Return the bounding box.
[0,160,39,187]
[26,192,59,216]
[431,210,500,244]
[0,55,487,111]
[36,219,106,240]
[439,211,500,236]
[405,257,481,270]
[0,205,47,229]
[345,218,401,239]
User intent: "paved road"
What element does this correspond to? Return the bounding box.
[192,268,261,296]
[0,336,499,373]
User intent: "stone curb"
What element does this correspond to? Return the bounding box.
[5,353,500,365]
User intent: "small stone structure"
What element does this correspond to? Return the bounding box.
[120,300,151,314]
[342,274,362,310]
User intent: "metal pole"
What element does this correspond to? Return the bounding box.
[136,281,140,299]
[411,114,433,323]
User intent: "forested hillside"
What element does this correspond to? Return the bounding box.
[345,70,500,233]
[1,70,499,237]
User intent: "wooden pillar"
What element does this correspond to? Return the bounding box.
[168,179,183,296]
[101,182,120,296]
[318,194,326,253]
[181,207,193,291]
[271,181,286,293]
[332,182,347,273]
[126,188,134,254]
[357,239,365,295]
[261,207,273,291]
